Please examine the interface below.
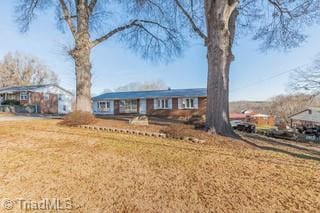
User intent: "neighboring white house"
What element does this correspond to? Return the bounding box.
[0,84,73,114]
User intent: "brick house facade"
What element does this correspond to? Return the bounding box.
[92,88,207,119]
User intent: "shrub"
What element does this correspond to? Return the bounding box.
[2,100,20,106]
[160,124,193,139]
[59,111,96,126]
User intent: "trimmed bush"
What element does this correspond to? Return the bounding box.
[160,124,193,139]
[59,111,96,126]
[2,100,20,106]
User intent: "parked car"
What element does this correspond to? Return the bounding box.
[230,120,243,129]
[230,120,256,133]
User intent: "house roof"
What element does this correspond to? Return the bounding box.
[93,88,207,100]
[229,113,247,120]
[0,84,73,95]
[289,107,320,123]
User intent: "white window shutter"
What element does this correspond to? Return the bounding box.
[194,98,199,109]
[168,98,172,109]
[178,98,182,109]
[110,101,114,114]
[93,101,97,112]
[154,99,158,110]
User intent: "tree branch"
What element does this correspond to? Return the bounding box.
[59,0,77,37]
[174,0,207,42]
[88,0,98,14]
[90,19,177,49]
[90,20,140,48]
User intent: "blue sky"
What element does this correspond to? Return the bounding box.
[1,1,320,101]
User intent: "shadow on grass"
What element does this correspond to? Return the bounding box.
[245,134,320,156]
[240,137,320,162]
[22,124,320,162]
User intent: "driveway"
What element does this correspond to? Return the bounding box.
[0,115,44,121]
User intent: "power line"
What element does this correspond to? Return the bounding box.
[230,64,308,94]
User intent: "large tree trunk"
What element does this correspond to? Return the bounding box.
[72,1,92,112]
[205,0,238,136]
[73,45,92,112]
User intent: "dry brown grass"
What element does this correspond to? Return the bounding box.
[0,112,14,117]
[0,120,320,212]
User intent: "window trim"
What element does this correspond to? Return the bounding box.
[97,101,111,112]
[156,98,170,109]
[181,98,197,109]
[119,99,138,113]
[20,91,28,101]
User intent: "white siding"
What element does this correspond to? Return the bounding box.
[32,85,73,114]
[93,101,98,112]
[57,92,72,114]
[154,99,158,110]
[178,98,182,109]
[193,98,199,109]
[168,98,172,109]
[139,99,147,114]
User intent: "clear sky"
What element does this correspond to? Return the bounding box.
[1,1,320,101]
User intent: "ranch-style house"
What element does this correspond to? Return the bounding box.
[92,88,207,118]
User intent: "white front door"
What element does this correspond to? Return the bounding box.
[139,99,147,114]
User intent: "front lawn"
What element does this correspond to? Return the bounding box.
[0,120,319,212]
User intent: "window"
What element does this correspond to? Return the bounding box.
[181,98,197,109]
[44,93,49,101]
[20,92,28,101]
[58,94,64,101]
[156,98,170,109]
[63,105,67,111]
[120,100,137,113]
[97,101,111,112]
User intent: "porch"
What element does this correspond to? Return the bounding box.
[0,91,29,105]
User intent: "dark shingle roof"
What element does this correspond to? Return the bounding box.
[0,84,73,95]
[93,88,207,100]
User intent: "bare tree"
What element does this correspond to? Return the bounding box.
[114,80,168,92]
[0,52,58,87]
[150,0,320,136]
[270,94,316,124]
[15,0,183,112]
[289,55,320,93]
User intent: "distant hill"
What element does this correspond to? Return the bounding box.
[229,101,272,114]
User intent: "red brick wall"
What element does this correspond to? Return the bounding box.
[248,116,276,126]
[3,91,59,114]
[198,97,207,115]
[114,100,120,114]
[111,97,207,119]
[29,92,58,114]
[172,98,178,110]
[147,99,154,114]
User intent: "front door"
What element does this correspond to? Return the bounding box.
[139,99,147,115]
